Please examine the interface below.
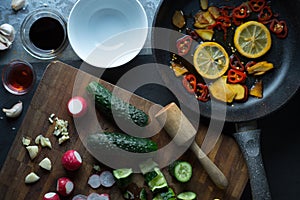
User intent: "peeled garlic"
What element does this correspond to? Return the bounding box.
[2,101,23,118]
[26,145,39,160]
[39,157,52,171]
[0,23,15,50]
[25,172,40,184]
[11,0,26,11]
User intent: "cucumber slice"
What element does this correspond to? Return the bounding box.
[113,168,133,179]
[170,161,192,183]
[177,191,197,200]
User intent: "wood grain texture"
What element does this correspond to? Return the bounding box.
[0,61,248,200]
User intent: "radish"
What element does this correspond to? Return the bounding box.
[72,194,88,200]
[61,150,82,171]
[99,171,115,187]
[88,174,101,189]
[67,96,88,118]
[56,177,74,196]
[87,193,110,200]
[43,192,60,200]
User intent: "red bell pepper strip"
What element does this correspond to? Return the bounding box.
[196,83,209,102]
[182,74,197,93]
[227,69,247,84]
[232,4,250,19]
[176,35,193,56]
[245,61,257,70]
[248,0,266,12]
[258,6,273,22]
[269,19,288,39]
[229,54,245,71]
[186,28,199,40]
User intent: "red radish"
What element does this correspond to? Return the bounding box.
[88,174,101,189]
[99,171,115,187]
[67,96,88,118]
[43,192,60,200]
[61,150,82,171]
[87,193,110,200]
[72,194,88,200]
[56,177,74,196]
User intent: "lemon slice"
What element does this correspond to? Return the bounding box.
[193,42,229,79]
[234,21,271,58]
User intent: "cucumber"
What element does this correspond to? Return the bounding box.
[177,191,197,200]
[86,81,148,127]
[168,161,192,183]
[87,132,158,153]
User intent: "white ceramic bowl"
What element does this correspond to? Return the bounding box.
[68,0,148,68]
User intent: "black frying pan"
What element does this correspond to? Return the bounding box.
[152,0,300,199]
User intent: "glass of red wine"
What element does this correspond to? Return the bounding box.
[2,60,36,95]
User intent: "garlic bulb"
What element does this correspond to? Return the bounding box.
[0,23,15,50]
[11,0,26,11]
[2,101,23,118]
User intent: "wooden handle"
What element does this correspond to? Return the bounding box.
[155,102,228,189]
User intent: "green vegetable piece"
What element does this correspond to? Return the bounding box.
[169,161,193,183]
[87,132,158,153]
[153,187,176,200]
[139,188,147,200]
[148,168,168,192]
[177,191,197,200]
[113,168,133,179]
[86,81,149,127]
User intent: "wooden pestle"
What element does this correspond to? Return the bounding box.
[155,102,228,189]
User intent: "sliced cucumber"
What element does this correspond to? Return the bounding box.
[113,168,133,179]
[169,161,192,183]
[177,191,197,200]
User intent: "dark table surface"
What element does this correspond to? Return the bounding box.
[0,56,299,200]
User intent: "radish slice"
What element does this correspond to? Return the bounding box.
[56,177,74,196]
[43,192,60,200]
[98,194,110,200]
[99,171,115,187]
[67,96,88,118]
[88,174,101,189]
[61,150,82,171]
[72,194,88,200]
[87,193,104,200]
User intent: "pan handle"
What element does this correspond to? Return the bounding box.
[233,121,271,200]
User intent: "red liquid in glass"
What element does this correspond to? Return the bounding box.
[6,62,34,93]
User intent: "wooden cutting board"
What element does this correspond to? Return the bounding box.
[0,61,248,200]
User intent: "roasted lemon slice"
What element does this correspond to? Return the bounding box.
[234,21,272,58]
[193,42,229,79]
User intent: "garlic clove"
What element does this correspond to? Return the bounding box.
[39,157,52,171]
[25,172,40,184]
[26,145,39,160]
[11,0,26,11]
[2,101,23,118]
[0,24,15,43]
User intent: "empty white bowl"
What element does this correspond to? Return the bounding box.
[68,0,148,68]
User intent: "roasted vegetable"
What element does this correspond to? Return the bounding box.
[246,61,274,76]
[86,81,148,127]
[250,79,263,98]
[172,10,186,28]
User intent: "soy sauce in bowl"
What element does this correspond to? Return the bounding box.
[29,17,65,51]
[20,8,68,60]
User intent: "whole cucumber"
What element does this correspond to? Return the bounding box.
[87,132,158,153]
[86,81,148,127]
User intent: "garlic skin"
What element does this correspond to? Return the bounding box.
[2,101,23,118]
[0,23,16,50]
[11,0,26,11]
